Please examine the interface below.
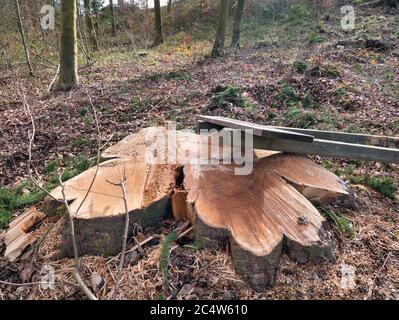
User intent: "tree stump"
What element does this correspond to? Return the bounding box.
[183,153,347,291]
[44,127,349,290]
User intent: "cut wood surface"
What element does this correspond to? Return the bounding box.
[43,126,349,290]
[47,159,176,256]
[184,153,347,290]
[4,206,45,262]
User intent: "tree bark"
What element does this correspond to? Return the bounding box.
[154,0,164,45]
[57,0,79,91]
[83,0,99,50]
[167,0,172,14]
[14,0,34,75]
[211,0,229,57]
[231,0,245,49]
[110,0,117,36]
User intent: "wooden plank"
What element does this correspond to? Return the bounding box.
[197,116,314,143]
[198,116,399,163]
[270,126,399,148]
[250,135,399,164]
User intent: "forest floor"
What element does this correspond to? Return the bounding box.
[0,5,398,299]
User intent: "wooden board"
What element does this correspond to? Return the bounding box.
[272,126,399,148]
[198,115,314,143]
[198,116,399,163]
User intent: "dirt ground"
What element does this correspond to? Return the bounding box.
[0,5,398,300]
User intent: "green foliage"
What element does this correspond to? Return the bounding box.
[165,70,192,81]
[321,161,397,199]
[308,33,322,44]
[282,107,318,128]
[276,84,300,105]
[322,64,341,78]
[320,208,354,238]
[0,182,48,230]
[362,175,397,199]
[72,137,91,148]
[159,231,178,280]
[211,85,254,110]
[44,160,57,174]
[281,106,339,129]
[0,154,95,230]
[285,4,311,25]
[0,208,9,230]
[293,61,308,74]
[186,239,203,251]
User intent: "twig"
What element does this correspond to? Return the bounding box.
[365,252,392,300]
[21,87,101,301]
[47,64,60,92]
[72,270,98,301]
[21,89,61,203]
[59,175,98,301]
[74,95,102,216]
[0,279,57,287]
[106,235,158,264]
[111,161,129,300]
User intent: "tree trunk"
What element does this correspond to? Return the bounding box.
[83,0,99,50]
[231,0,245,49]
[167,0,172,14]
[154,0,164,45]
[110,0,117,36]
[57,0,79,91]
[211,0,229,57]
[14,0,34,76]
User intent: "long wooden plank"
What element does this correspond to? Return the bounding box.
[251,135,399,163]
[271,126,399,148]
[198,115,314,143]
[198,117,399,163]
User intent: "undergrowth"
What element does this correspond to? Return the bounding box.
[319,207,354,238]
[160,231,178,280]
[0,155,94,230]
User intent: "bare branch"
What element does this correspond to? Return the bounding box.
[21,89,61,203]
[111,161,129,300]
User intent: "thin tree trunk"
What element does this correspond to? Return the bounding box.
[110,0,117,36]
[154,0,164,45]
[231,0,245,49]
[211,0,229,57]
[83,0,99,50]
[14,0,34,75]
[57,0,79,90]
[167,0,172,14]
